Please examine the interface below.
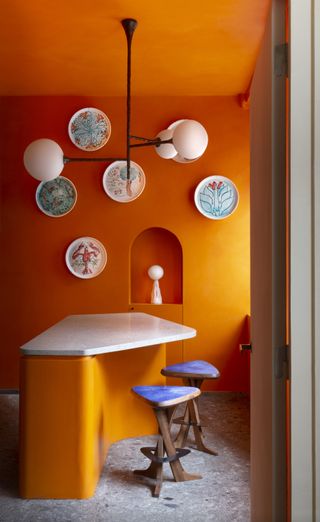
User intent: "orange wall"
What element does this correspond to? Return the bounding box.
[0,96,250,391]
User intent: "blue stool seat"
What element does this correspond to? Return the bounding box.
[131,384,202,497]
[132,385,200,407]
[161,360,220,380]
[161,360,220,455]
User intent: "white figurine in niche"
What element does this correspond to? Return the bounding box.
[147,265,164,304]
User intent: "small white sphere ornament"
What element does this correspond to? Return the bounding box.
[148,265,164,281]
[154,129,177,159]
[172,120,208,160]
[23,139,65,181]
[148,265,164,304]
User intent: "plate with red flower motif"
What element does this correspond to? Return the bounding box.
[194,175,239,220]
[65,237,107,279]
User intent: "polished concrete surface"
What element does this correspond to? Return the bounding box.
[0,392,250,522]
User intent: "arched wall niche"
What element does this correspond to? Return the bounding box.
[130,227,183,305]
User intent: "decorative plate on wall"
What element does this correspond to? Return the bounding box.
[65,237,107,279]
[35,176,77,217]
[68,108,111,151]
[102,160,146,203]
[194,175,239,220]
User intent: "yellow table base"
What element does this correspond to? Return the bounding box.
[20,344,166,498]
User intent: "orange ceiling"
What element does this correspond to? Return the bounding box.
[0,0,270,96]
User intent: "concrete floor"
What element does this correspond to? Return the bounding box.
[0,392,250,522]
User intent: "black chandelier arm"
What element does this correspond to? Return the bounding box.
[129,134,159,142]
[122,18,138,180]
[63,156,127,164]
[129,138,172,148]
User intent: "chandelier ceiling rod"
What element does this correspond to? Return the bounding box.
[122,18,137,180]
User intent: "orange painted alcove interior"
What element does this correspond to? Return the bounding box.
[130,227,183,304]
[0,95,250,392]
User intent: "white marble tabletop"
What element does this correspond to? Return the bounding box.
[20,313,197,356]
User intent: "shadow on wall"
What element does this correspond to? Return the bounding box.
[0,395,19,496]
[229,315,250,394]
[198,315,250,394]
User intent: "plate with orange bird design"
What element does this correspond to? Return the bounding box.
[194,175,239,220]
[65,237,107,279]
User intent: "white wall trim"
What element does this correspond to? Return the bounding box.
[313,0,320,518]
[290,0,319,519]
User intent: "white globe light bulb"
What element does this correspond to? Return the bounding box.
[172,120,208,160]
[154,129,177,159]
[148,265,164,281]
[23,139,65,181]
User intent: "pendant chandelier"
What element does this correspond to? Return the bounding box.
[23,19,208,183]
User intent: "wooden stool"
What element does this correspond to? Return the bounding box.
[132,385,202,497]
[161,360,220,455]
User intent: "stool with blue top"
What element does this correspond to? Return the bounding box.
[161,360,220,455]
[132,385,202,497]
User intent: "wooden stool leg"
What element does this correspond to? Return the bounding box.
[133,436,164,497]
[172,377,193,448]
[174,403,191,448]
[155,408,202,483]
[153,437,164,498]
[188,397,218,455]
[173,377,218,455]
[168,405,178,428]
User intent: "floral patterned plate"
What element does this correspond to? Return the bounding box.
[194,175,239,220]
[102,160,146,203]
[65,237,107,279]
[36,176,77,217]
[68,108,111,151]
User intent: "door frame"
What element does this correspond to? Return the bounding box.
[289,0,320,519]
[249,1,287,519]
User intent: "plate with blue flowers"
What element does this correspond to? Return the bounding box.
[194,175,239,220]
[68,107,111,151]
[36,176,77,217]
